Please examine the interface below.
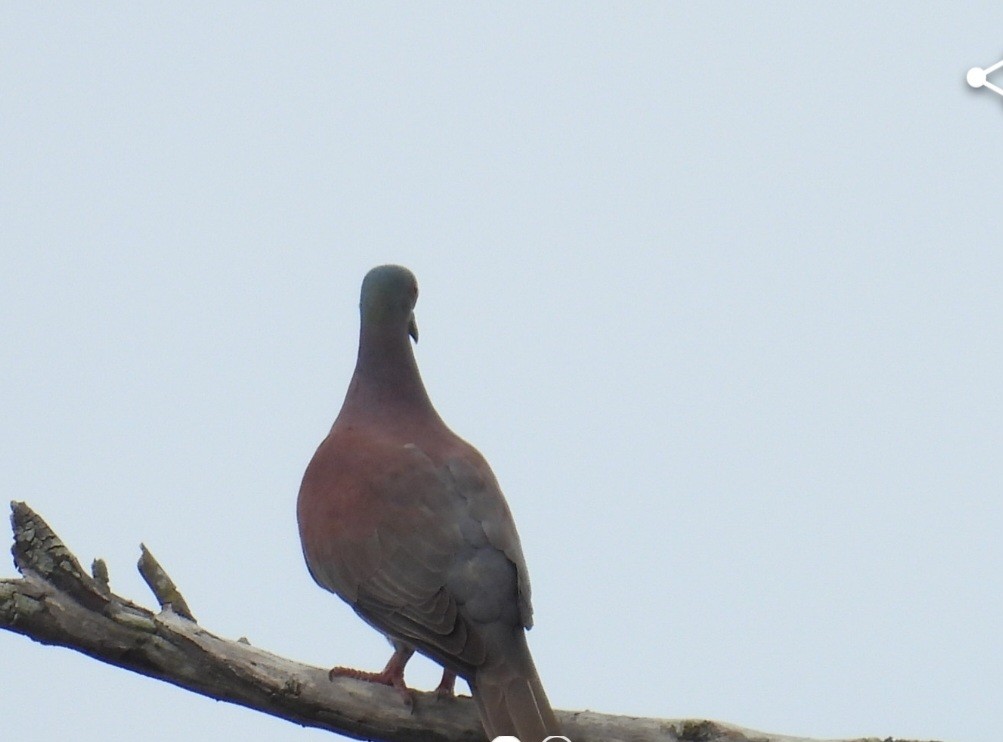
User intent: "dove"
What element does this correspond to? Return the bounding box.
[297,265,560,741]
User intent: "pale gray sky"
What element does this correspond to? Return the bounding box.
[2,5,1001,742]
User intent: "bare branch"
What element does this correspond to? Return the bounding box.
[1,502,941,742]
[137,543,196,621]
[10,500,110,611]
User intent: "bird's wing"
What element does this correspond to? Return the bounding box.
[298,428,530,674]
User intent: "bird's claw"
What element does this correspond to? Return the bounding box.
[328,665,415,706]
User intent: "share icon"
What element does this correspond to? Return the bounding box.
[967,57,1003,97]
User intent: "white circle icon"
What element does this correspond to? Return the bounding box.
[967,67,987,87]
[966,56,1003,97]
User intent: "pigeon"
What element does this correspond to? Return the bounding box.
[297,264,561,741]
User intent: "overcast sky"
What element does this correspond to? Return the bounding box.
[2,5,1001,742]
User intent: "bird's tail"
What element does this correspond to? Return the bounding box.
[471,632,561,742]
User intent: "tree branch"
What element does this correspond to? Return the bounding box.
[1,501,938,742]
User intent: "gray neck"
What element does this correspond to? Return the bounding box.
[338,322,439,424]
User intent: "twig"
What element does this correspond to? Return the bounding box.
[137,543,195,621]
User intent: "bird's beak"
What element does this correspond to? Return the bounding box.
[408,312,419,343]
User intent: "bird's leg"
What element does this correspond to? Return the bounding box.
[434,667,457,698]
[328,643,415,704]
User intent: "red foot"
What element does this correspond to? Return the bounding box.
[328,665,414,704]
[434,668,458,698]
[326,644,458,705]
[328,644,415,705]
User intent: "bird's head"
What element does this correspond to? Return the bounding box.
[360,264,420,342]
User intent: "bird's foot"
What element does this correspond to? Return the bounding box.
[328,644,417,706]
[433,668,458,699]
[328,665,416,704]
